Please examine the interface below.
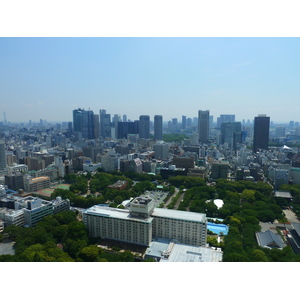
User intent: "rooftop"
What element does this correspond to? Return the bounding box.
[145,238,223,262]
[84,205,153,223]
[152,208,206,223]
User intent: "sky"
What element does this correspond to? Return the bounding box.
[1,37,300,124]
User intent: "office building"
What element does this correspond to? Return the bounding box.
[198,110,210,143]
[82,110,95,139]
[253,114,270,153]
[220,122,241,149]
[93,114,100,139]
[73,108,83,133]
[211,160,229,180]
[99,109,111,138]
[154,115,163,140]
[182,115,186,130]
[14,196,54,227]
[5,173,25,191]
[153,142,169,160]
[217,114,235,129]
[139,115,150,139]
[0,208,25,227]
[117,121,139,139]
[275,126,286,138]
[0,140,7,174]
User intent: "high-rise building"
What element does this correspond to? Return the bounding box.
[153,142,169,160]
[139,115,150,139]
[154,115,163,140]
[182,115,186,129]
[198,110,210,143]
[73,108,83,133]
[221,122,241,149]
[82,110,94,139]
[275,126,285,138]
[217,114,235,129]
[0,140,7,174]
[253,114,270,153]
[100,109,111,138]
[93,114,100,139]
[73,108,95,139]
[117,121,138,139]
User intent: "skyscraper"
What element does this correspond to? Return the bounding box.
[154,115,163,140]
[139,115,150,139]
[198,110,210,143]
[253,114,270,153]
[82,110,95,139]
[221,122,241,149]
[73,108,83,133]
[100,109,111,138]
[182,115,186,129]
[217,114,235,129]
[0,140,7,174]
[93,114,100,139]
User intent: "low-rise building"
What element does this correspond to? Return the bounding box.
[0,208,25,227]
[14,196,53,226]
[255,230,285,249]
[24,176,50,192]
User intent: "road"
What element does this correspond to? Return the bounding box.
[283,208,299,223]
[163,188,179,208]
[173,192,185,210]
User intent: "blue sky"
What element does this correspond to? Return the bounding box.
[1,37,300,124]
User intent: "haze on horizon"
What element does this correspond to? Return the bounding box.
[1,37,300,124]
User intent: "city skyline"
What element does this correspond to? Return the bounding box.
[1,37,300,124]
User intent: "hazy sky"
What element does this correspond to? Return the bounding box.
[1,37,300,124]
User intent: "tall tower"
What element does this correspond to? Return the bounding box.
[82,110,95,139]
[182,115,186,129]
[154,115,163,140]
[0,140,7,174]
[198,110,210,143]
[253,114,270,153]
[93,114,100,139]
[73,108,83,133]
[221,122,241,150]
[139,115,150,139]
[100,109,111,138]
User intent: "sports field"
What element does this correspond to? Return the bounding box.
[34,184,70,198]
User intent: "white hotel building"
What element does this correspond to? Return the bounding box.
[83,196,207,247]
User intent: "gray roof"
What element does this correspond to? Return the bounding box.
[160,243,223,262]
[274,191,292,198]
[256,230,285,249]
[152,208,206,223]
[144,238,223,262]
[291,222,300,236]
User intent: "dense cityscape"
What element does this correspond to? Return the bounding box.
[1,108,300,262]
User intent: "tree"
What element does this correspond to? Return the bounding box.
[79,245,100,262]
[241,189,256,203]
[252,249,269,262]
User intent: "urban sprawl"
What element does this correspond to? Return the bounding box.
[1,109,300,262]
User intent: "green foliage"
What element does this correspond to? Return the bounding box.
[162,133,187,143]
[168,176,206,189]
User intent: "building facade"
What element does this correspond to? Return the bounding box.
[83,196,207,247]
[253,114,270,153]
[198,110,210,143]
[154,115,163,140]
[139,115,150,139]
